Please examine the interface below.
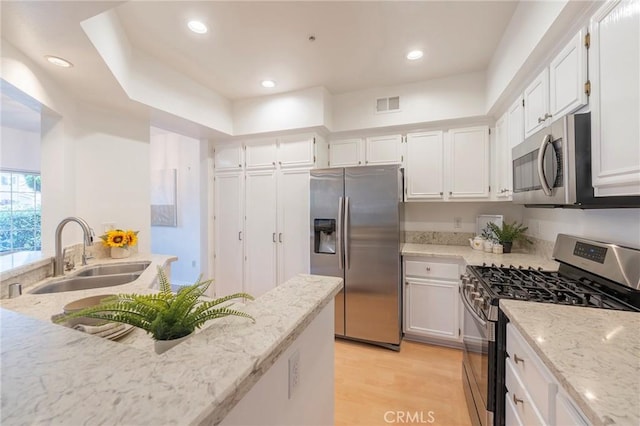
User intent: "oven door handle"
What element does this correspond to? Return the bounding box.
[460,289,487,328]
[537,134,553,196]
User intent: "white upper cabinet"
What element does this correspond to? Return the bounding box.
[365,134,403,165]
[494,113,511,199]
[448,126,490,199]
[277,134,315,168]
[329,138,363,167]
[590,0,640,196]
[405,131,444,200]
[524,29,588,138]
[245,138,278,169]
[508,95,525,149]
[524,69,550,137]
[549,29,588,120]
[214,142,243,172]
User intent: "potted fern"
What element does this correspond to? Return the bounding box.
[58,268,254,353]
[487,221,532,253]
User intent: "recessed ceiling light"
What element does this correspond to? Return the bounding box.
[45,55,73,68]
[261,80,276,88]
[406,50,424,61]
[188,20,208,34]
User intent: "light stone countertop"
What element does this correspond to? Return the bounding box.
[0,266,343,425]
[500,300,640,426]
[401,243,560,270]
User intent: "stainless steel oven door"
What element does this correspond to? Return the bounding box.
[461,290,493,426]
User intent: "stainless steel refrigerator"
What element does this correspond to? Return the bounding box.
[310,165,403,350]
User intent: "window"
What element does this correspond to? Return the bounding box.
[0,170,41,253]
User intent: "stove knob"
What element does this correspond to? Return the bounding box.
[470,292,480,301]
[474,296,486,310]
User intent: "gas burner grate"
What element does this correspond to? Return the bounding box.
[467,264,636,311]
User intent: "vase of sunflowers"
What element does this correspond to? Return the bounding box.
[100,229,139,259]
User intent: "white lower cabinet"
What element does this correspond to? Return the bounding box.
[403,257,462,346]
[505,323,589,426]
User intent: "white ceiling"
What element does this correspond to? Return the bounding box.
[1,1,518,114]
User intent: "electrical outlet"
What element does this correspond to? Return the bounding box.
[454,217,462,229]
[102,222,116,233]
[288,349,300,399]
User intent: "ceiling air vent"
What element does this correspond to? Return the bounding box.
[375,96,400,113]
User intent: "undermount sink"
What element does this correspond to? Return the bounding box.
[30,261,151,294]
[74,261,151,277]
[31,273,143,294]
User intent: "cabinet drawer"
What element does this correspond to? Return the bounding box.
[506,324,556,421]
[405,260,459,280]
[505,359,548,426]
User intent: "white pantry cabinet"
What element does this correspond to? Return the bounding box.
[523,29,588,138]
[405,131,444,200]
[589,0,640,196]
[403,257,463,346]
[328,134,402,167]
[213,135,318,299]
[213,171,244,298]
[244,169,278,297]
[448,126,491,199]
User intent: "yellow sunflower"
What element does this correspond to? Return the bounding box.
[105,230,128,247]
[126,230,138,247]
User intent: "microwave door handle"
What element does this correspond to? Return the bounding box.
[537,134,553,196]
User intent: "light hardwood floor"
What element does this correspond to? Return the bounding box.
[335,339,472,426]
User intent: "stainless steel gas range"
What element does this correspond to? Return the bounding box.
[460,234,640,426]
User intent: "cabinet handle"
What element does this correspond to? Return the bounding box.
[358,161,361,165]
[272,161,276,166]
[449,191,452,195]
[425,267,431,272]
[238,163,242,167]
[439,192,443,196]
[279,233,283,243]
[238,231,243,241]
[279,161,282,166]
[272,233,276,242]
[512,394,523,405]
[537,116,546,123]
[513,354,525,365]
[544,113,553,119]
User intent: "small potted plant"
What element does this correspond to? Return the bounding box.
[57,268,255,353]
[100,229,139,258]
[487,221,532,253]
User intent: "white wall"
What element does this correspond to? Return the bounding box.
[233,86,329,136]
[522,208,640,248]
[150,129,202,284]
[404,202,526,235]
[0,127,41,172]
[74,103,151,254]
[331,71,487,133]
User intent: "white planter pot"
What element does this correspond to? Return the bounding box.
[154,333,193,354]
[110,246,130,259]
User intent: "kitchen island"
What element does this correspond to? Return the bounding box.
[501,299,640,426]
[0,268,342,425]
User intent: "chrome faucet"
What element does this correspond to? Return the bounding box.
[54,217,95,276]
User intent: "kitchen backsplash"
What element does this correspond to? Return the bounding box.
[405,231,475,246]
[404,231,554,260]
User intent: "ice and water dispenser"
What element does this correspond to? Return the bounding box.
[313,219,336,254]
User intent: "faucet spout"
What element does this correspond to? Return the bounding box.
[54,217,94,276]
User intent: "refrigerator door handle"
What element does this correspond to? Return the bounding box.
[344,196,350,269]
[337,196,344,270]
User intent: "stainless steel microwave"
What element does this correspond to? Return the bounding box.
[512,112,640,208]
